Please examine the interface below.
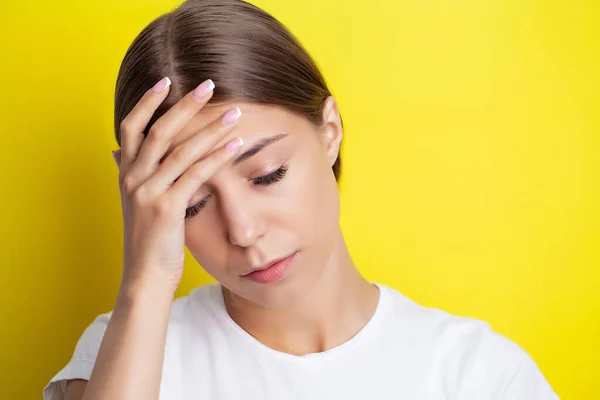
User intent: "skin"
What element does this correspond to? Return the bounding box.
[66,78,379,400]
[181,100,379,354]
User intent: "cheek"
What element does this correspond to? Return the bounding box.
[280,153,340,237]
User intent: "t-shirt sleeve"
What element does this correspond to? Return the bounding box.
[475,328,560,399]
[43,312,111,400]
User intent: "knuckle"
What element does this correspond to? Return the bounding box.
[208,148,228,164]
[212,122,230,139]
[153,196,177,217]
[189,162,210,182]
[119,119,132,135]
[170,146,191,164]
[190,153,223,181]
[121,175,138,195]
[147,123,166,142]
[132,185,152,206]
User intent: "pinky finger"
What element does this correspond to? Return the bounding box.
[166,137,244,203]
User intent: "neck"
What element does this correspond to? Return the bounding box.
[222,230,380,355]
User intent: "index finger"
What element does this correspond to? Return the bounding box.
[132,78,217,174]
[118,76,173,170]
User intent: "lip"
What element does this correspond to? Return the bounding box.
[242,251,298,284]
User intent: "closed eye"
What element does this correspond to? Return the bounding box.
[185,194,211,219]
[251,165,288,185]
[184,165,288,219]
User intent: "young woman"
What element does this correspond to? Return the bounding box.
[44,0,558,399]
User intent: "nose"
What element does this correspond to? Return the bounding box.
[220,190,265,248]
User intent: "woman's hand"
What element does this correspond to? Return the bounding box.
[113,77,243,294]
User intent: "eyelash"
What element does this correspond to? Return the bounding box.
[184,165,289,219]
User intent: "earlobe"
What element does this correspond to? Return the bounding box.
[321,96,343,167]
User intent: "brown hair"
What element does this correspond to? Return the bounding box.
[114,0,341,179]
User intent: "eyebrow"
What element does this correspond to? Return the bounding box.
[233,133,288,165]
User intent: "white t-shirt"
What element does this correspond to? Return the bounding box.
[44,283,559,399]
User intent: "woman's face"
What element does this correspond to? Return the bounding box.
[176,100,343,308]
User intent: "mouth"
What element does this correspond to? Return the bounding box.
[242,251,298,284]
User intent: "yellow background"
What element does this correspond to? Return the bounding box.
[1,0,598,398]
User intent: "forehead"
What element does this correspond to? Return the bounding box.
[171,102,315,151]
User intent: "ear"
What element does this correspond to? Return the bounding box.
[320,96,343,167]
[112,149,122,169]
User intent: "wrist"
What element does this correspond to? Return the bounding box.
[117,271,178,308]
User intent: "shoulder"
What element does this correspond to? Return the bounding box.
[377,284,559,398]
[43,283,220,399]
[378,284,491,347]
[474,329,559,398]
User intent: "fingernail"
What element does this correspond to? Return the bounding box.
[192,79,215,101]
[225,137,243,152]
[151,77,171,93]
[220,107,242,126]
